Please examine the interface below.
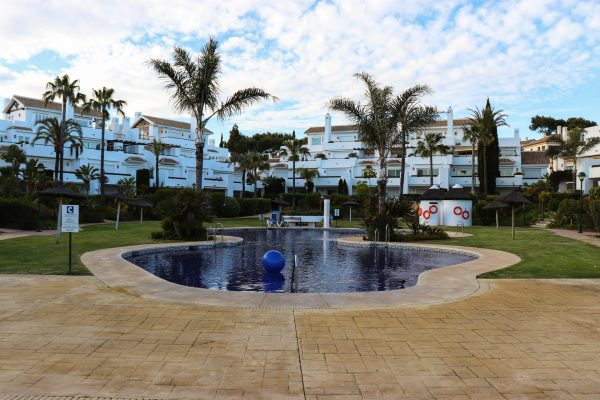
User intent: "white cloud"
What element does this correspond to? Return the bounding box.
[1,0,599,138]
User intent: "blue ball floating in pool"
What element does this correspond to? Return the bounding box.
[262,250,285,273]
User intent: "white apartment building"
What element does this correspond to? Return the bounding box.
[0,95,248,195]
[272,110,529,196]
[553,125,600,192]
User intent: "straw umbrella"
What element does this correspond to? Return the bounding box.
[271,198,290,212]
[340,200,360,222]
[129,199,153,224]
[496,190,533,239]
[106,193,134,230]
[482,199,509,230]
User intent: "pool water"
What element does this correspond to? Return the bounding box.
[124,229,476,293]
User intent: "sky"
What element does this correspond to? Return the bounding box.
[1,0,599,142]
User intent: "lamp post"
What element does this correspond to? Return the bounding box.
[578,171,586,233]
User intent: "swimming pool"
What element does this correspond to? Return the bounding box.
[123,229,476,293]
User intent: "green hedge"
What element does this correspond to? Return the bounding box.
[209,193,241,218]
[0,197,38,229]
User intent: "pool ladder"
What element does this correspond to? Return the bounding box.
[211,223,225,247]
[456,221,464,236]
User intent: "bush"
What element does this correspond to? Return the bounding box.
[553,199,579,227]
[238,198,257,216]
[0,197,38,229]
[257,199,272,213]
[361,197,415,241]
[209,193,240,218]
[298,192,321,209]
[154,189,212,240]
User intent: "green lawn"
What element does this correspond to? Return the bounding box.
[0,219,598,279]
[430,226,600,279]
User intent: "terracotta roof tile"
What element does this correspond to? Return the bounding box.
[521,151,550,165]
[304,119,471,134]
[135,115,213,134]
[10,95,104,118]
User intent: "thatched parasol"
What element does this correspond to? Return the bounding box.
[482,199,510,230]
[496,190,533,239]
[340,200,360,221]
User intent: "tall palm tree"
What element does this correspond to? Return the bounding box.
[330,73,437,212]
[469,100,507,194]
[462,124,481,194]
[42,75,86,183]
[245,151,269,198]
[230,152,252,198]
[394,86,439,196]
[32,118,83,181]
[279,138,310,209]
[546,127,600,190]
[298,168,319,192]
[74,164,100,194]
[414,132,451,187]
[83,87,127,195]
[148,37,276,191]
[147,139,174,189]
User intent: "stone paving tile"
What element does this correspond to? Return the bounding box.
[0,275,599,399]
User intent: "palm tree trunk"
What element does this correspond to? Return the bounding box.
[471,142,476,194]
[377,159,387,213]
[59,97,66,184]
[54,151,60,182]
[399,131,407,196]
[155,155,160,189]
[100,116,106,195]
[241,170,246,198]
[429,153,433,187]
[573,156,578,191]
[253,169,258,198]
[195,141,204,191]
[292,160,296,211]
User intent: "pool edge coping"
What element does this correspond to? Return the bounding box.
[81,235,521,310]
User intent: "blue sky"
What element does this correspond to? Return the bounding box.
[1,0,599,141]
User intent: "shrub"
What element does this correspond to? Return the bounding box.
[209,193,240,218]
[361,197,415,241]
[298,192,321,209]
[262,176,285,198]
[257,198,272,213]
[0,197,38,229]
[238,198,257,216]
[553,199,579,227]
[154,189,212,240]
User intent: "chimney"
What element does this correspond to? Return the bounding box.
[325,113,332,143]
[446,106,453,138]
[121,116,130,132]
[208,138,215,147]
[134,111,142,121]
[110,117,119,132]
[514,127,520,139]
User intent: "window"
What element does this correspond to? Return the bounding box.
[387,169,401,178]
[311,137,322,145]
[34,114,47,123]
[499,167,516,177]
[416,168,439,177]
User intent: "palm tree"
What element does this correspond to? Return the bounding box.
[117,177,136,197]
[245,151,269,198]
[546,127,600,190]
[394,87,438,196]
[414,132,451,187]
[83,87,127,195]
[0,144,26,179]
[330,73,437,212]
[230,152,252,198]
[22,159,50,194]
[32,118,83,181]
[462,124,480,194]
[148,37,276,191]
[74,164,100,194]
[147,139,174,189]
[279,138,310,209]
[469,100,508,194]
[42,75,86,183]
[298,168,319,192]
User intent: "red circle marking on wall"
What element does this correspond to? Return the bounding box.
[453,206,462,215]
[423,210,431,220]
[462,210,470,220]
[417,207,423,216]
[429,205,438,214]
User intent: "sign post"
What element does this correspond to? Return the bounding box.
[334,208,340,227]
[61,205,79,274]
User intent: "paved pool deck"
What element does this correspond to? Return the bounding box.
[0,232,599,399]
